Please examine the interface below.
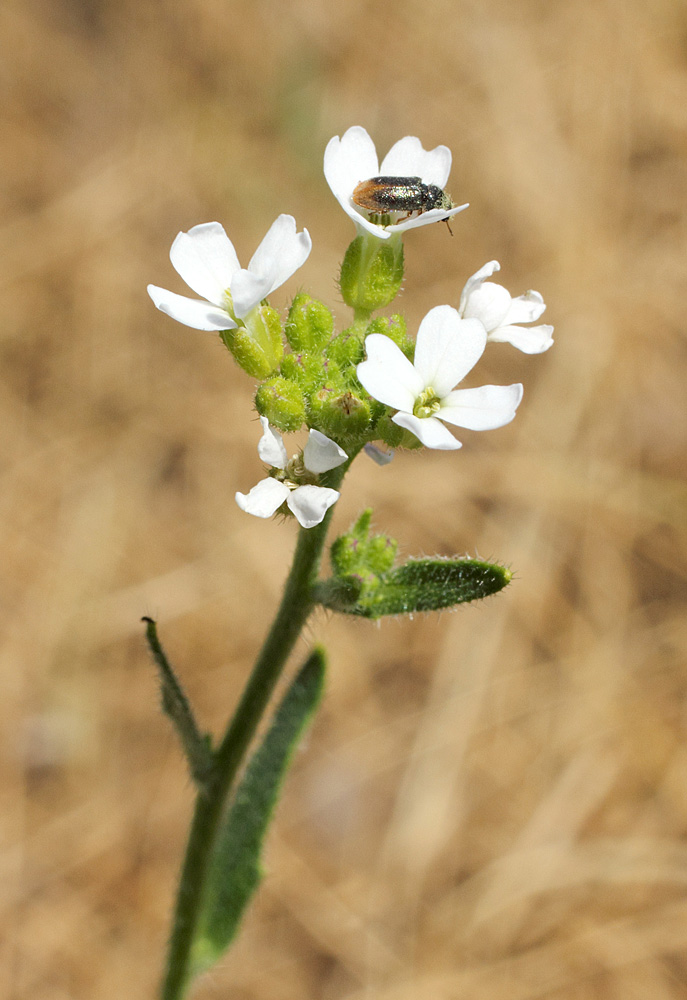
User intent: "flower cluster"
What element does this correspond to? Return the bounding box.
[148,126,554,527]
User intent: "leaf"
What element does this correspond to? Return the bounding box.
[316,558,512,618]
[191,647,326,974]
[142,617,213,786]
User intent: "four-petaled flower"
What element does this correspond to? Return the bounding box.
[236,419,348,529]
[357,305,523,451]
[147,215,311,331]
[459,261,554,354]
[324,126,468,240]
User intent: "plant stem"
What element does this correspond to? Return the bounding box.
[160,459,353,1000]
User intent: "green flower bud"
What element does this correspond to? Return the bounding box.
[255,376,306,432]
[365,314,413,360]
[285,293,334,352]
[366,534,398,575]
[309,386,371,442]
[325,323,366,371]
[375,415,405,448]
[339,233,404,313]
[222,305,284,377]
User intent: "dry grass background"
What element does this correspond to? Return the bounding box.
[2,0,687,996]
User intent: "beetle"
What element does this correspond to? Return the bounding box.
[351,176,454,233]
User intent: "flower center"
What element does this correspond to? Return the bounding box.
[270,454,319,488]
[413,388,442,419]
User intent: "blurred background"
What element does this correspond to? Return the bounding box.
[2,0,687,996]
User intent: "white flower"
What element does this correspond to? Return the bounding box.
[147,215,311,331]
[236,418,348,529]
[357,305,523,451]
[459,261,554,354]
[324,126,468,240]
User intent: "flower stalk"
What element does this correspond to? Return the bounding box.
[159,457,354,1000]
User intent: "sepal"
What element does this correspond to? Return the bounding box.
[339,233,404,313]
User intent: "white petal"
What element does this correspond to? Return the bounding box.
[324,127,380,226]
[488,324,554,354]
[461,281,512,332]
[169,223,239,305]
[380,136,452,188]
[357,334,424,411]
[458,260,500,313]
[303,429,348,473]
[364,443,394,466]
[502,290,547,325]
[381,203,469,235]
[392,411,462,450]
[230,217,312,319]
[257,417,287,468]
[414,307,487,398]
[235,478,290,518]
[287,485,340,528]
[147,285,236,331]
[439,383,524,430]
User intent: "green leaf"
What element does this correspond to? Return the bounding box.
[191,647,326,974]
[142,617,214,786]
[315,558,512,619]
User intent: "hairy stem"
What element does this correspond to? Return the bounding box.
[160,458,353,1000]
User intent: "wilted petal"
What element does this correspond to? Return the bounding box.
[380,136,452,188]
[392,411,462,450]
[147,285,236,331]
[414,307,487,398]
[303,429,347,474]
[287,485,340,528]
[169,222,239,305]
[459,261,500,312]
[439,383,524,430]
[364,443,394,466]
[235,477,290,518]
[257,417,287,468]
[502,290,547,325]
[357,334,424,412]
[488,324,554,354]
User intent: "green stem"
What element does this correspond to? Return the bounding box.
[160,457,354,1000]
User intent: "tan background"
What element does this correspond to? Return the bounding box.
[3,0,687,996]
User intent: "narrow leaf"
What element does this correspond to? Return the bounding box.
[316,558,512,618]
[191,647,326,973]
[142,617,213,785]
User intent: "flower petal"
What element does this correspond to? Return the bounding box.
[303,429,347,474]
[488,324,554,354]
[414,306,487,398]
[147,285,236,331]
[392,411,462,450]
[169,222,239,305]
[380,136,452,188]
[382,202,469,234]
[364,443,394,466]
[324,126,380,225]
[230,216,311,319]
[357,334,424,412]
[287,485,340,528]
[235,477,290,518]
[257,417,287,468]
[439,383,524,430]
[502,290,547,325]
[461,281,511,332]
[458,260,500,312]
